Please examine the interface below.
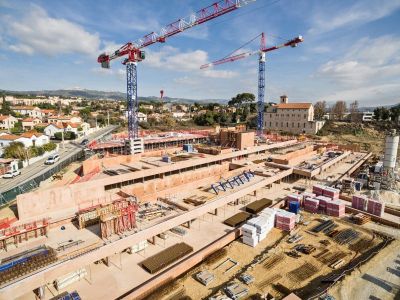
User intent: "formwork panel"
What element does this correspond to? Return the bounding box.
[141,242,193,274]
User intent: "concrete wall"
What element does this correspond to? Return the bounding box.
[273,145,314,165]
[16,140,298,222]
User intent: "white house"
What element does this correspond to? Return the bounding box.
[47,115,82,124]
[0,132,49,151]
[0,115,18,131]
[44,124,63,138]
[11,106,45,119]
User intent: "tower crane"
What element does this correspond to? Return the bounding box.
[201,33,303,137]
[97,0,256,153]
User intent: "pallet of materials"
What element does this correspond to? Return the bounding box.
[286,193,302,204]
[352,213,371,225]
[312,184,325,196]
[224,212,251,227]
[245,198,273,214]
[322,186,340,199]
[351,195,368,211]
[141,242,193,274]
[367,199,385,217]
[275,209,296,231]
[304,198,319,213]
[316,195,331,212]
[301,192,316,203]
[242,224,258,247]
[326,200,345,217]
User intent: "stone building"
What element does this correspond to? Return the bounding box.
[263,95,325,134]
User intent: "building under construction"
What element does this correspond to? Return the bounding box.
[0,125,398,300]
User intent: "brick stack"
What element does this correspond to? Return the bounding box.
[301,192,316,204]
[275,209,296,231]
[286,194,302,206]
[326,200,345,217]
[312,184,325,196]
[316,195,331,212]
[304,198,319,213]
[367,199,385,217]
[322,186,340,199]
[351,195,368,211]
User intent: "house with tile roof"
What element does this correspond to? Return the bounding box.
[0,115,18,131]
[264,95,325,134]
[22,117,41,130]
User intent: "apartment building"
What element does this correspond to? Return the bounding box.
[264,95,325,134]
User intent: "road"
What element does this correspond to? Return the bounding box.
[0,125,118,195]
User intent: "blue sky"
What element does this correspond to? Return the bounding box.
[0,0,399,106]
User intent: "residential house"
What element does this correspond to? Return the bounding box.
[264,95,325,134]
[44,122,90,138]
[44,124,63,138]
[0,115,18,131]
[11,106,45,119]
[172,112,191,121]
[0,131,49,151]
[22,117,41,130]
[140,104,154,110]
[47,115,82,124]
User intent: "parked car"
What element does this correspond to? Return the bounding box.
[45,154,60,165]
[2,169,21,178]
[80,139,89,146]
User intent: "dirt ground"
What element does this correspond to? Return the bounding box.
[148,212,386,300]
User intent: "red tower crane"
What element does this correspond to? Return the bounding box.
[201,33,303,137]
[97,0,256,153]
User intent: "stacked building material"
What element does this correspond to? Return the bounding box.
[241,224,258,247]
[141,243,193,274]
[351,195,368,211]
[286,194,302,205]
[326,200,345,217]
[322,186,340,199]
[316,195,331,212]
[367,199,385,217]
[275,209,296,231]
[304,198,319,213]
[312,184,325,196]
[301,192,316,204]
[352,213,371,225]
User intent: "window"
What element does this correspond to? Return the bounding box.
[270,122,272,127]
[303,123,306,128]
[292,122,294,127]
[298,123,300,128]
[286,122,289,127]
[276,122,278,126]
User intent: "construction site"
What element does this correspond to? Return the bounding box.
[1,1,399,300]
[0,123,398,300]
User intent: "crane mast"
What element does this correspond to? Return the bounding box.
[201,34,303,137]
[97,0,256,152]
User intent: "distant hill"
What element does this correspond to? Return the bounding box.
[1,89,228,104]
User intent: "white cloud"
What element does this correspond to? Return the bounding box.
[308,0,400,35]
[5,5,100,56]
[144,45,239,79]
[318,35,400,86]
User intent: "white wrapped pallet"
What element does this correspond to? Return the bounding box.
[242,236,258,247]
[242,224,257,237]
[55,268,88,290]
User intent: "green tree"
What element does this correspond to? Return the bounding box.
[42,142,57,152]
[10,121,23,134]
[228,93,255,107]
[0,99,13,115]
[3,142,26,160]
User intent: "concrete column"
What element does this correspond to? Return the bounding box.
[214,208,218,216]
[148,236,156,245]
[253,190,257,197]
